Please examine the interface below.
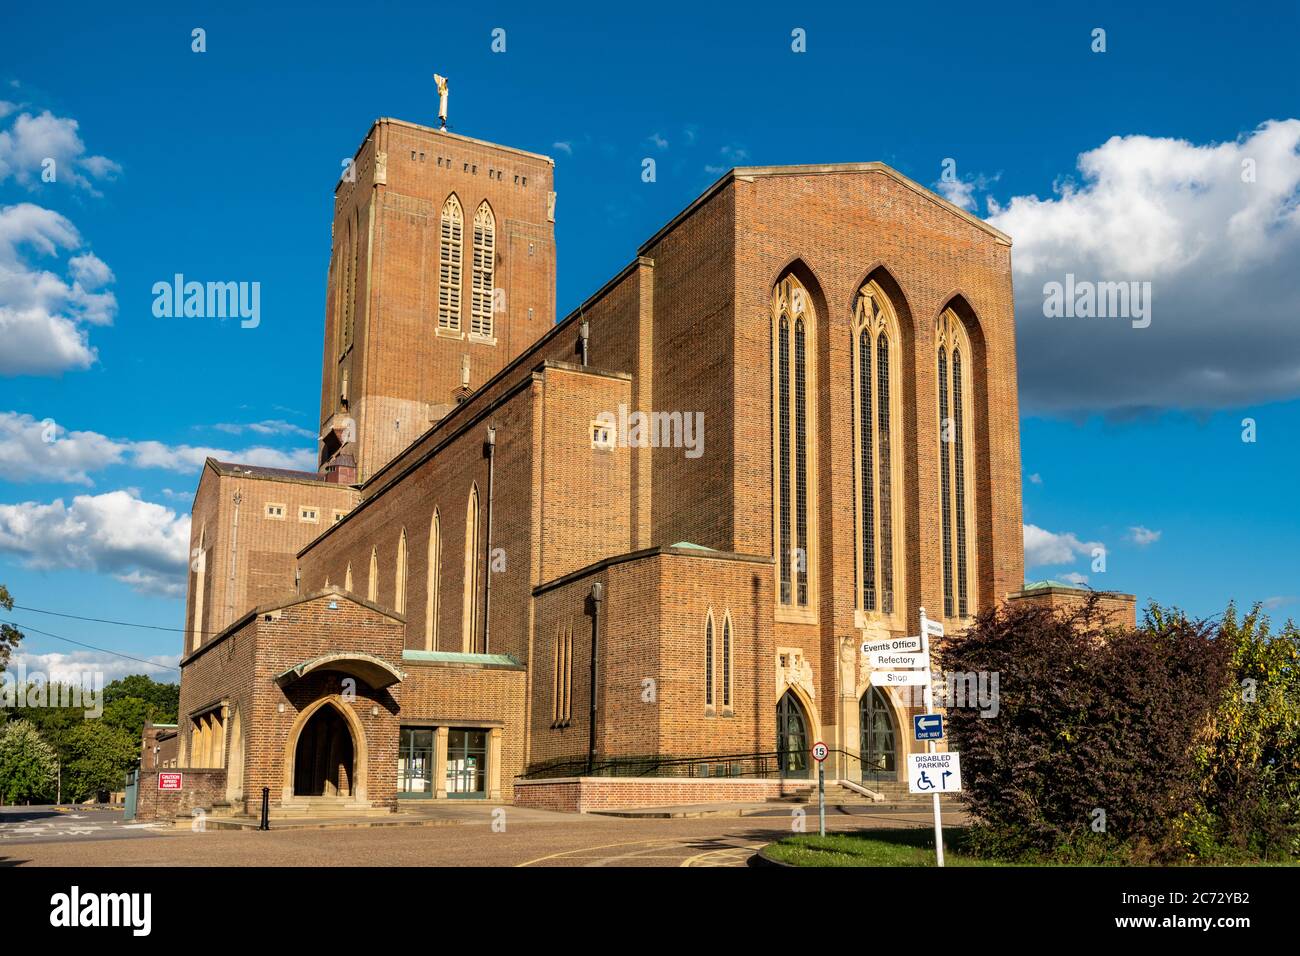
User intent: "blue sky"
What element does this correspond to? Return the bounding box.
[1,1,1297,682]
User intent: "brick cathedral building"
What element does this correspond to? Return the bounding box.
[153,113,1132,816]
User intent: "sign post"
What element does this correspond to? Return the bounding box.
[918,607,945,867]
[811,741,829,837]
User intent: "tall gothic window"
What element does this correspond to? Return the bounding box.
[425,509,441,650]
[853,282,903,620]
[471,201,496,339]
[721,612,733,709]
[337,216,358,356]
[772,274,816,611]
[367,547,379,603]
[705,611,715,707]
[462,484,481,652]
[395,528,408,614]
[937,308,975,619]
[439,194,463,332]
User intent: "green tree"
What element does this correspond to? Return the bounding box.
[62,720,139,802]
[0,718,58,804]
[0,584,22,675]
[104,674,179,723]
[1190,603,1300,860]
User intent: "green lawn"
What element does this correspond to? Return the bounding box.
[764,827,999,867]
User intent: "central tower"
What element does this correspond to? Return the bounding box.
[318,118,556,483]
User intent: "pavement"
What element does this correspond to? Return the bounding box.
[1,801,948,867]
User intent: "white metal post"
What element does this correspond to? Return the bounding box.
[920,607,945,867]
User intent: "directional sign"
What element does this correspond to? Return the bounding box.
[811,741,829,762]
[913,713,945,741]
[158,772,183,791]
[868,650,930,670]
[923,618,945,637]
[861,636,923,655]
[870,670,931,687]
[907,751,962,794]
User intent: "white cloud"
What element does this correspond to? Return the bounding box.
[0,202,116,375]
[1023,523,1105,567]
[1128,525,1162,546]
[1261,595,1295,610]
[552,141,573,155]
[212,419,314,439]
[9,649,179,684]
[648,132,669,150]
[0,490,190,597]
[0,411,318,483]
[0,109,121,193]
[1059,571,1090,586]
[988,119,1300,413]
[1027,472,1043,485]
[937,178,977,211]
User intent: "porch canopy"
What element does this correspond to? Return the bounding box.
[274,652,405,690]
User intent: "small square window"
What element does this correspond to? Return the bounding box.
[299,507,319,523]
[265,503,286,520]
[591,421,615,450]
[332,510,348,524]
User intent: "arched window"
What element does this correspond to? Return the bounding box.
[771,274,817,612]
[439,195,463,332]
[424,509,441,650]
[552,626,572,726]
[721,612,733,709]
[859,687,897,783]
[462,484,481,652]
[395,528,408,614]
[344,562,353,593]
[853,281,904,621]
[937,308,976,619]
[367,547,378,603]
[704,610,715,707]
[338,213,359,355]
[471,201,496,339]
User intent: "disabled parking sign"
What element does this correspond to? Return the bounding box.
[907,751,961,794]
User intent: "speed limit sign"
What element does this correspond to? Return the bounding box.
[811,741,829,762]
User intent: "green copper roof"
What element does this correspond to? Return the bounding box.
[669,541,715,551]
[1023,579,1088,591]
[401,650,520,667]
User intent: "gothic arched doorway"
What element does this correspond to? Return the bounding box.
[293,703,355,797]
[776,689,810,779]
[860,687,897,786]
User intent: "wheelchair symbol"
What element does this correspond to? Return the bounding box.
[916,770,935,791]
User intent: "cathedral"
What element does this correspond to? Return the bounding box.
[149,110,1133,816]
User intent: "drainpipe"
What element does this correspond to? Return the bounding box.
[587,582,603,775]
[579,319,590,367]
[481,426,496,654]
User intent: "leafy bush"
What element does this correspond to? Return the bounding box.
[940,596,1231,862]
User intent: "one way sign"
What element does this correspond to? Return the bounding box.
[913,713,944,741]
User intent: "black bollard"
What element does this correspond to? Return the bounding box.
[259,787,270,831]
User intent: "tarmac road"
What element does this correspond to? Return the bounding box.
[2,803,940,867]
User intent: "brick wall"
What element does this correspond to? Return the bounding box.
[513,776,809,813]
[134,769,227,822]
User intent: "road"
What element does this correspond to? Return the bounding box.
[2,803,940,867]
[0,806,171,845]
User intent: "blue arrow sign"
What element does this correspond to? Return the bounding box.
[913,713,944,741]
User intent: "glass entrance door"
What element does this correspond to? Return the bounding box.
[445,728,488,798]
[397,728,434,798]
[776,690,810,779]
[860,688,897,786]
